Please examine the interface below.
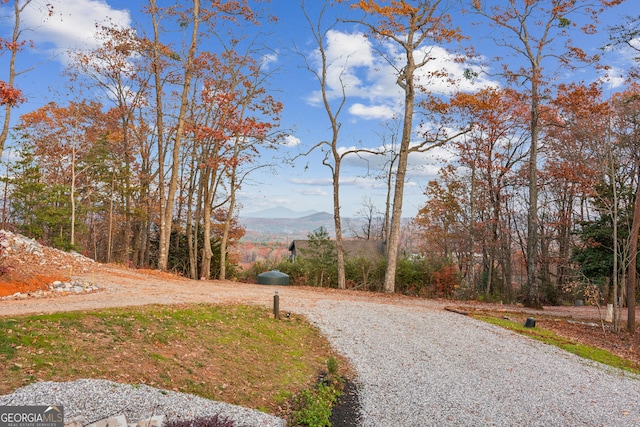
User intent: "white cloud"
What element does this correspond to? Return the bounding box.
[339,175,387,189]
[597,66,627,89]
[324,30,375,92]
[391,44,499,95]
[349,103,397,120]
[306,30,393,105]
[280,134,301,147]
[290,177,333,186]
[305,30,499,122]
[261,52,278,71]
[297,188,329,196]
[20,0,131,57]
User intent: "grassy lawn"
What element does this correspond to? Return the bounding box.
[0,303,346,421]
[474,314,640,375]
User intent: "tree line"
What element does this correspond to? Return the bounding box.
[2,0,282,281]
[0,1,639,330]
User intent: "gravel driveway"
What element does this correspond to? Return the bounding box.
[301,300,640,427]
[2,268,640,426]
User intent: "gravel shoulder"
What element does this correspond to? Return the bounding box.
[3,266,640,426]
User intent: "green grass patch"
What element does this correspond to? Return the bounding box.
[0,303,345,420]
[475,315,640,375]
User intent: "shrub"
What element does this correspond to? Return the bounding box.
[431,264,459,298]
[238,260,273,283]
[290,384,339,427]
[344,256,385,291]
[289,358,343,427]
[240,247,461,298]
[394,256,431,295]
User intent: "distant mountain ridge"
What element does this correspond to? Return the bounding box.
[238,206,411,243]
[239,207,336,241]
[297,212,333,221]
[241,206,323,219]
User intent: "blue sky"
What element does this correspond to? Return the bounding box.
[0,0,638,219]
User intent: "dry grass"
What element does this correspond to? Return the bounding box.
[0,303,347,417]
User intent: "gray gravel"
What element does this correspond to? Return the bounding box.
[0,379,284,427]
[303,300,640,427]
[3,298,640,427]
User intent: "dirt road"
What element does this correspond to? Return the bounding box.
[0,265,609,322]
[0,265,438,317]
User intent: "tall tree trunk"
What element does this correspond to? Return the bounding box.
[219,164,238,281]
[468,158,477,292]
[525,79,541,308]
[383,66,415,293]
[158,0,200,271]
[186,151,200,280]
[627,162,640,333]
[70,132,77,247]
[502,197,514,302]
[332,158,346,289]
[107,171,115,263]
[611,153,621,332]
[150,0,168,270]
[201,167,213,280]
[383,154,396,245]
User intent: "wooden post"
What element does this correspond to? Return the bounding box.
[273,291,280,319]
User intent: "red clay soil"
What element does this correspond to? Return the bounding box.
[0,263,69,297]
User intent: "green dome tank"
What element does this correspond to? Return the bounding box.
[257,270,289,285]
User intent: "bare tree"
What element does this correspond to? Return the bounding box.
[607,16,640,333]
[0,0,51,159]
[297,0,383,289]
[347,1,466,293]
[471,0,624,307]
[352,197,384,240]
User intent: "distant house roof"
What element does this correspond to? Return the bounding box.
[289,239,385,260]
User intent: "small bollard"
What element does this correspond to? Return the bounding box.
[524,317,536,328]
[273,290,280,319]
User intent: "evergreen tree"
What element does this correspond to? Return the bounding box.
[301,226,337,287]
[10,145,73,248]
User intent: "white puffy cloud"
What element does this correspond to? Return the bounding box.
[20,0,131,56]
[349,103,397,120]
[280,134,302,147]
[305,30,410,104]
[261,52,279,71]
[411,45,498,94]
[597,66,627,89]
[305,30,499,122]
[323,30,376,96]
